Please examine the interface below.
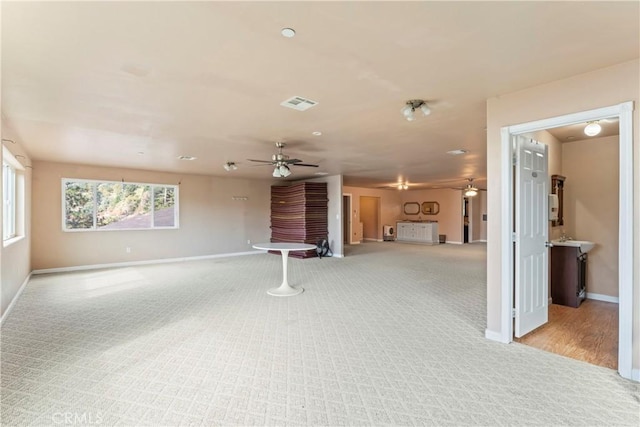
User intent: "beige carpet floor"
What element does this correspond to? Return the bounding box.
[1,242,638,426]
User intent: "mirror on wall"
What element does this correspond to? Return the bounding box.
[551,175,565,227]
[403,202,420,215]
[421,201,440,215]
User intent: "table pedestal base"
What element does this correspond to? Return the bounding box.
[267,285,304,297]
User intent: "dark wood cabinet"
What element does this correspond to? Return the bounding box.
[551,175,565,227]
[551,245,587,308]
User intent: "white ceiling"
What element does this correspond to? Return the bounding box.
[2,2,638,190]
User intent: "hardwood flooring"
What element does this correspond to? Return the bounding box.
[515,299,618,370]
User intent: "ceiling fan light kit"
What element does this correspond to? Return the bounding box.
[401,99,431,121]
[223,162,238,171]
[273,164,291,178]
[463,178,478,197]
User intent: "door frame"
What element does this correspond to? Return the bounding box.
[499,101,634,380]
[343,193,352,244]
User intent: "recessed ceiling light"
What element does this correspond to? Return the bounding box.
[281,28,296,38]
[178,155,197,161]
[447,149,468,155]
[312,131,322,136]
[314,172,329,176]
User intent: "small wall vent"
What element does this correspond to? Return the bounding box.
[280,96,318,111]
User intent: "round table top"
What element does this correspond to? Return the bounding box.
[252,242,317,251]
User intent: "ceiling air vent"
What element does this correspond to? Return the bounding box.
[280,96,318,111]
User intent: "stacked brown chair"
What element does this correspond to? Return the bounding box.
[270,182,328,258]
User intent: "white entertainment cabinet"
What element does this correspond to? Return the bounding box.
[396,221,439,244]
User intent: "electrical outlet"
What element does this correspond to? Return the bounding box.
[247,239,251,245]
[126,247,131,253]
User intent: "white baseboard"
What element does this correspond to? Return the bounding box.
[447,241,463,245]
[485,329,509,343]
[32,250,262,275]
[632,368,640,382]
[349,241,361,245]
[1,272,31,325]
[332,254,344,258]
[363,238,383,242]
[586,293,619,303]
[471,239,488,243]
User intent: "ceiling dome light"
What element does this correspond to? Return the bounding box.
[273,167,281,178]
[584,121,602,136]
[401,99,431,121]
[281,28,296,38]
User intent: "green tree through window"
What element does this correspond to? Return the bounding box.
[63,179,178,231]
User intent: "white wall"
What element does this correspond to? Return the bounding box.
[31,161,272,270]
[1,139,32,320]
[342,186,402,242]
[304,175,343,256]
[399,188,464,243]
[563,135,619,297]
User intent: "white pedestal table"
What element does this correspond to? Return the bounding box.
[252,242,317,296]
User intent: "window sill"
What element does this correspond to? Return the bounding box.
[3,235,25,248]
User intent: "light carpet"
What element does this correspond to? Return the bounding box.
[1,242,638,426]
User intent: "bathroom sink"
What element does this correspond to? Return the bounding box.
[551,239,595,254]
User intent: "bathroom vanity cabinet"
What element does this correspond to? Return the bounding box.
[551,245,587,308]
[396,222,439,244]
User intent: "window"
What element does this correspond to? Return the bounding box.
[3,160,16,240]
[62,179,178,231]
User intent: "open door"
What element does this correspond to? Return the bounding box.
[514,135,549,337]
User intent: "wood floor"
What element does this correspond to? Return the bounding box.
[515,299,618,370]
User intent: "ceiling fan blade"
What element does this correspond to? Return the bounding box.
[247,159,274,164]
[292,163,319,167]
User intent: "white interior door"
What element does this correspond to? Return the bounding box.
[514,135,549,337]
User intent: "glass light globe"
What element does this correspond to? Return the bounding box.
[584,122,601,136]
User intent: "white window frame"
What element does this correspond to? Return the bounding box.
[61,178,179,232]
[3,159,16,241]
[2,146,24,246]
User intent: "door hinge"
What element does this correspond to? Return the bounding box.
[512,308,516,318]
[512,232,517,242]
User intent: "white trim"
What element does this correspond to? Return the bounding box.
[32,251,262,275]
[632,369,640,382]
[349,241,361,245]
[447,241,463,245]
[617,102,634,381]
[485,329,508,343]
[2,235,25,248]
[499,127,514,344]
[498,101,635,381]
[332,254,344,258]
[586,293,619,304]
[363,238,378,242]
[0,272,31,325]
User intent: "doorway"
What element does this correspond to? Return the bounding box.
[500,101,634,380]
[360,196,380,241]
[343,194,352,244]
[463,197,470,243]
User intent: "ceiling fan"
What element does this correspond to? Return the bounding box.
[248,142,319,177]
[461,178,478,197]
